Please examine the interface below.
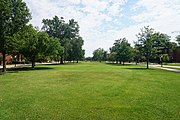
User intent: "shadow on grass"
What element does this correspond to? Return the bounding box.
[44,62,81,66]
[8,67,53,71]
[125,68,155,71]
[0,66,53,75]
[106,63,136,66]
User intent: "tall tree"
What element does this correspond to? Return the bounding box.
[42,16,66,64]
[111,38,132,65]
[19,25,38,68]
[16,25,64,68]
[71,36,84,63]
[45,37,64,62]
[152,32,177,64]
[93,48,106,62]
[136,26,155,69]
[0,0,31,72]
[42,16,84,63]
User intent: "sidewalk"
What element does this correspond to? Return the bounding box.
[0,64,31,69]
[150,64,180,73]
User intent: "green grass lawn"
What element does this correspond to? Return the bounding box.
[165,63,180,66]
[0,62,179,120]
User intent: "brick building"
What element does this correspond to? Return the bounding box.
[0,53,13,65]
[173,46,180,62]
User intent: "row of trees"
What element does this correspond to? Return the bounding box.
[0,0,84,72]
[92,26,178,69]
[42,16,84,64]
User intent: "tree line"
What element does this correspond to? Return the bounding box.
[92,26,179,69]
[0,0,84,72]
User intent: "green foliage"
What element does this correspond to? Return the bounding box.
[110,38,132,64]
[108,52,117,62]
[132,44,143,64]
[46,37,64,61]
[93,48,107,62]
[42,16,84,62]
[135,27,177,66]
[136,26,155,68]
[42,16,65,40]
[19,25,38,68]
[162,54,170,62]
[16,25,64,68]
[0,0,31,72]
[136,26,155,57]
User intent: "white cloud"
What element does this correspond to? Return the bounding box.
[24,0,180,57]
[131,0,180,40]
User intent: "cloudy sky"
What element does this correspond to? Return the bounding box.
[24,0,180,57]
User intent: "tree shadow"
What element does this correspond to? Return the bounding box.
[41,63,61,66]
[106,63,135,66]
[125,68,155,71]
[0,67,53,74]
[44,62,81,66]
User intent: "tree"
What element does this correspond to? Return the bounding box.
[42,16,84,63]
[136,26,155,69]
[110,38,132,65]
[42,16,66,64]
[71,36,84,63]
[18,25,64,68]
[108,52,117,63]
[19,25,38,68]
[0,0,31,72]
[93,48,106,62]
[176,35,180,45]
[152,32,177,64]
[132,44,143,65]
[46,37,64,62]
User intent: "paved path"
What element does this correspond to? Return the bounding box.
[150,64,180,73]
[0,64,31,69]
[0,63,57,69]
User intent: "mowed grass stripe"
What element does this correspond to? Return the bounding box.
[0,62,179,120]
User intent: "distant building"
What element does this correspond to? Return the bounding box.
[173,46,180,62]
[0,53,13,65]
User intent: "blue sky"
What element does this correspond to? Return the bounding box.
[24,0,180,57]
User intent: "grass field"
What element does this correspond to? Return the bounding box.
[0,62,179,120]
[165,63,180,66]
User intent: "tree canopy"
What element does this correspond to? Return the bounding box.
[110,38,132,65]
[42,16,84,63]
[0,0,31,72]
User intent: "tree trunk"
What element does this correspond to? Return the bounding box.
[32,60,35,69]
[146,57,149,69]
[123,61,124,65]
[2,52,6,72]
[77,59,78,63]
[60,56,63,64]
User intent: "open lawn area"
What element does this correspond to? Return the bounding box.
[0,62,179,120]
